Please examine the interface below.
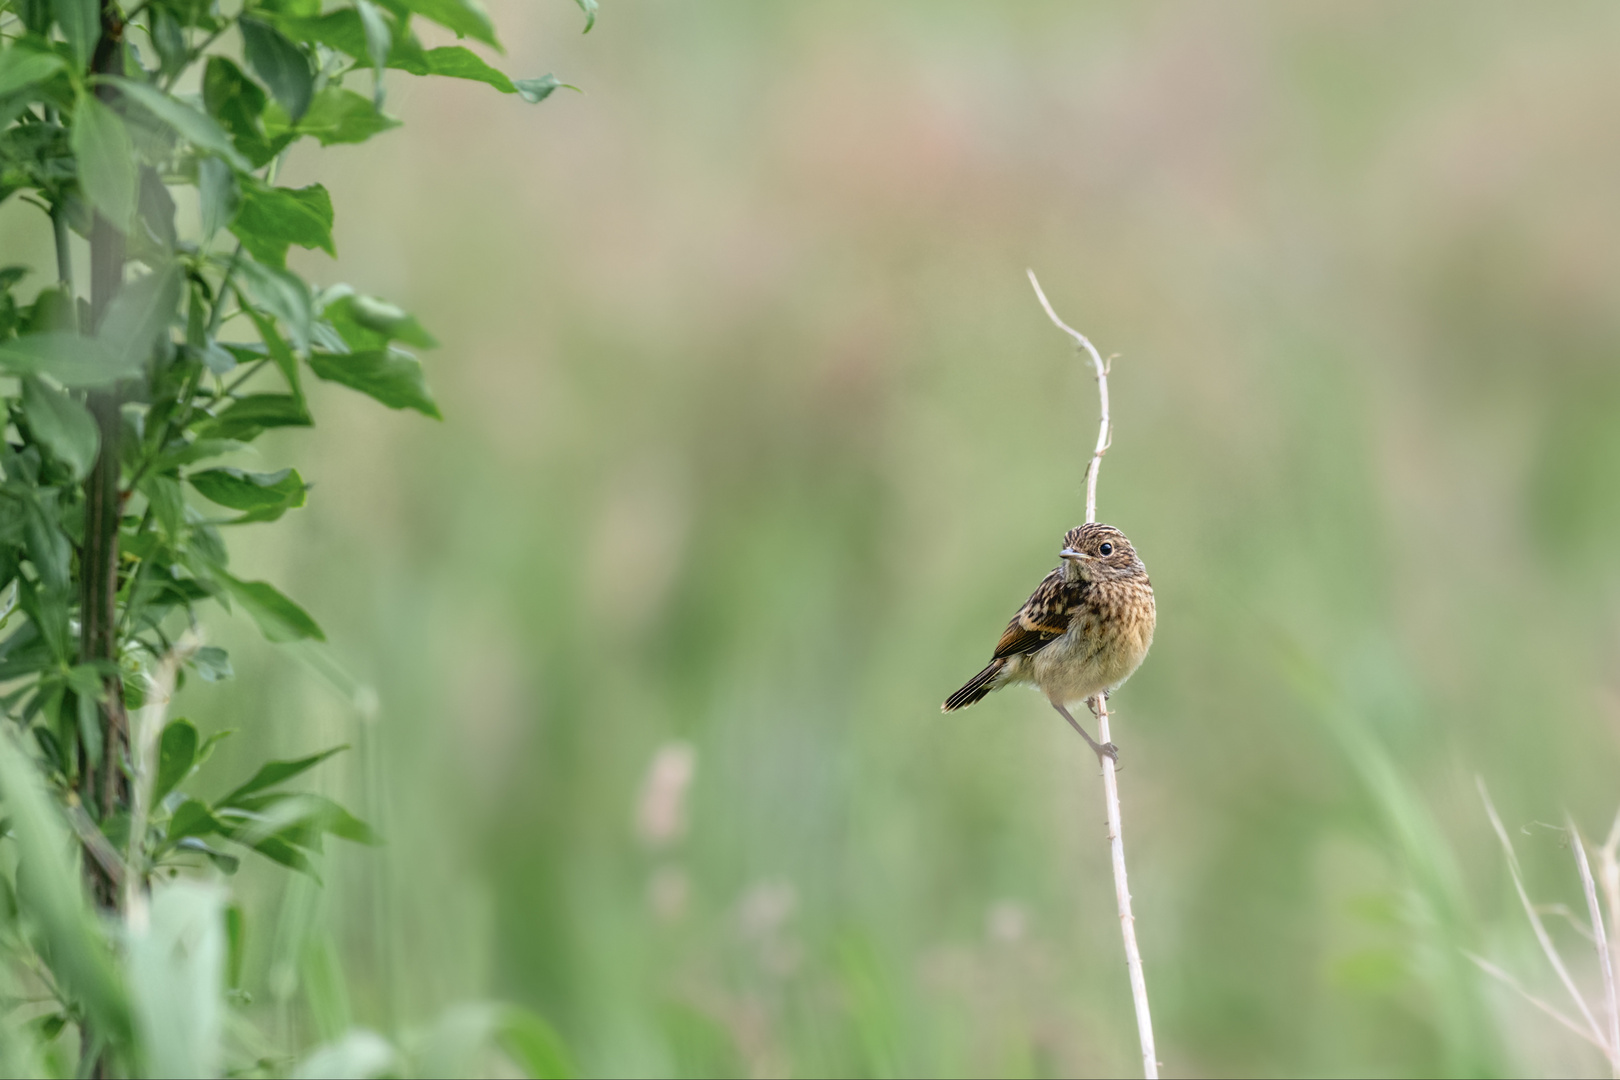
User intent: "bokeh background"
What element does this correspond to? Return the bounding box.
[126,1,1620,1075]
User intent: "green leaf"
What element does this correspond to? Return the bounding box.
[266,86,400,146]
[227,792,381,846]
[218,571,325,642]
[76,682,101,767]
[98,261,182,372]
[245,833,318,877]
[391,45,512,92]
[395,0,498,49]
[174,837,240,874]
[139,165,178,246]
[195,393,312,441]
[150,6,186,76]
[194,728,233,770]
[153,718,199,804]
[197,157,240,241]
[190,646,233,682]
[20,377,98,479]
[0,729,133,1044]
[0,46,64,98]
[103,76,253,171]
[309,348,441,418]
[307,795,380,845]
[19,519,71,626]
[242,305,303,401]
[24,286,76,333]
[233,258,313,350]
[220,745,346,804]
[152,437,250,472]
[323,292,437,349]
[572,0,597,33]
[497,1006,576,1079]
[230,183,334,268]
[202,57,278,168]
[51,0,97,64]
[355,0,392,79]
[224,904,245,987]
[167,798,223,842]
[188,467,306,518]
[64,662,107,699]
[240,18,314,123]
[142,473,184,536]
[514,75,569,104]
[0,331,133,387]
[72,92,137,229]
[272,10,370,57]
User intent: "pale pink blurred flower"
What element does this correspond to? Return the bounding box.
[635,741,697,848]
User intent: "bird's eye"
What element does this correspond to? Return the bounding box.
[1099,542,1114,556]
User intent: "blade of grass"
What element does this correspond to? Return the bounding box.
[1568,816,1620,1074]
[0,727,133,1047]
[1467,952,1608,1053]
[1477,778,1607,1052]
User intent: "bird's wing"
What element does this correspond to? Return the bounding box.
[992,569,1084,659]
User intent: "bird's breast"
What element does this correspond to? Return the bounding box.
[1032,578,1156,702]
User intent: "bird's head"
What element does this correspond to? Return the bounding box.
[1059,523,1145,583]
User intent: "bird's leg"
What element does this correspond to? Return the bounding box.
[1052,701,1119,764]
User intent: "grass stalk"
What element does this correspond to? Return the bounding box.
[1028,269,1158,1079]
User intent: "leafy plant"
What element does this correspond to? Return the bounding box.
[0,0,588,1071]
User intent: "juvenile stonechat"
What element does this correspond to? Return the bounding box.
[943,523,1156,760]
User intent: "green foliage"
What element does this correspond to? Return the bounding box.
[0,0,584,1072]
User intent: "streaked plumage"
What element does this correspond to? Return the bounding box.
[943,523,1156,759]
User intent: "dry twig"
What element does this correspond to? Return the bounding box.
[1028,269,1158,1079]
[1476,778,1620,1076]
[1572,814,1620,1061]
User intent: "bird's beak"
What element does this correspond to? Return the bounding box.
[1059,548,1090,562]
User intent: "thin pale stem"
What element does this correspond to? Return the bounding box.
[1469,951,1611,1053]
[1569,817,1620,1075]
[125,640,195,926]
[1027,269,1110,524]
[1601,813,1620,984]
[1029,270,1157,1079]
[1478,779,1609,1052]
[1095,693,1156,1078]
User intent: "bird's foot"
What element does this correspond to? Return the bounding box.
[1051,702,1119,764]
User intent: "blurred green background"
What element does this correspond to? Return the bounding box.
[103,1,1620,1075]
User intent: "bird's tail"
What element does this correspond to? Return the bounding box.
[942,659,1006,712]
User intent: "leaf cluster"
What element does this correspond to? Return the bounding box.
[0,0,587,1069]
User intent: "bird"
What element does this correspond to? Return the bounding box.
[942,523,1156,762]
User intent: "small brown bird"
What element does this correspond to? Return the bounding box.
[943,523,1156,761]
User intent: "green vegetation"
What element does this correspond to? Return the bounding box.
[0,0,582,1071]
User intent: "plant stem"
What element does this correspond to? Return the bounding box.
[80,0,129,914]
[40,106,75,296]
[1028,269,1159,1079]
[45,111,74,293]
